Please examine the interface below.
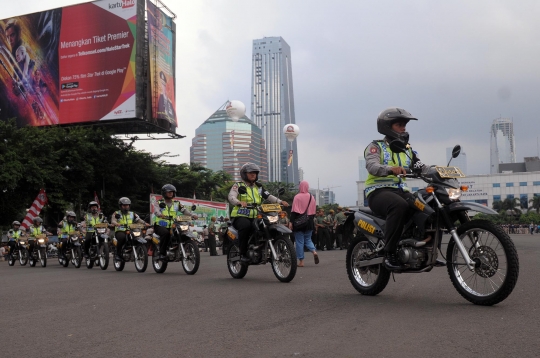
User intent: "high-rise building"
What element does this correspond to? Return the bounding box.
[190,103,268,182]
[446,147,468,175]
[490,118,516,174]
[251,36,298,184]
[358,158,368,181]
[298,167,304,182]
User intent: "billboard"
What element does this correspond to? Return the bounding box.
[150,194,229,227]
[0,0,178,135]
[147,0,176,131]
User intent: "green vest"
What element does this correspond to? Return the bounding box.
[86,214,103,232]
[61,222,78,238]
[231,182,262,219]
[365,141,413,197]
[154,201,183,228]
[115,211,135,232]
[30,225,44,237]
[10,229,22,240]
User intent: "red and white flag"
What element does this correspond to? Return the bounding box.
[94,191,101,209]
[21,189,48,230]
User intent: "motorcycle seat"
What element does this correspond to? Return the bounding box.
[358,207,385,219]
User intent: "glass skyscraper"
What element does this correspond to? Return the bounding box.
[190,104,268,182]
[251,36,298,184]
[490,118,516,174]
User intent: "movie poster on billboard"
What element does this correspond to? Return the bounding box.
[147,0,177,130]
[0,0,138,127]
[0,10,62,127]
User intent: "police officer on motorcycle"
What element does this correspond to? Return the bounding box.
[228,163,289,264]
[364,108,426,270]
[28,217,50,253]
[57,211,79,260]
[7,221,25,257]
[81,201,107,258]
[153,184,197,261]
[111,197,146,261]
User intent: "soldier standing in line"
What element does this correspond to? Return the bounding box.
[335,207,347,249]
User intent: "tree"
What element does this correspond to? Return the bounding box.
[529,195,540,213]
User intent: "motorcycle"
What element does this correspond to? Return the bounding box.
[345,143,519,306]
[58,231,83,268]
[113,223,148,273]
[151,213,200,274]
[28,234,48,267]
[8,232,28,266]
[85,222,110,270]
[226,193,296,282]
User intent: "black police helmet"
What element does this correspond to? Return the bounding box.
[377,107,418,144]
[161,184,176,197]
[240,162,260,182]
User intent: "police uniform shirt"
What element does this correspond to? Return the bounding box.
[364,138,425,176]
[228,182,281,206]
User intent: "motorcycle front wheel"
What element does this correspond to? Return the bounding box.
[152,244,168,274]
[227,244,248,279]
[447,220,519,306]
[182,240,200,275]
[8,254,15,266]
[346,235,390,296]
[39,248,47,267]
[134,245,148,273]
[271,237,297,283]
[29,251,36,267]
[99,244,109,270]
[72,247,82,269]
[19,249,28,266]
[113,254,125,271]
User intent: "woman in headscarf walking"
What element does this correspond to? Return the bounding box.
[290,181,319,267]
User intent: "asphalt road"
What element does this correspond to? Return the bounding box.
[1,234,539,358]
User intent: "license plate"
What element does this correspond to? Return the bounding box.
[261,203,281,212]
[237,208,250,216]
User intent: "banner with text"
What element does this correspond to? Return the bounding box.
[0,0,138,127]
[150,194,229,228]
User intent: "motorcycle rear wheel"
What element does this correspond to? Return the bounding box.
[134,245,148,273]
[346,235,390,296]
[182,240,200,275]
[227,244,248,279]
[152,244,168,273]
[19,249,28,266]
[72,247,82,269]
[99,244,109,270]
[271,237,297,283]
[447,220,519,306]
[39,248,47,267]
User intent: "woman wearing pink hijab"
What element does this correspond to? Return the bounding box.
[290,181,319,267]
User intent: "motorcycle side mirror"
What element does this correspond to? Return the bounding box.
[452,145,461,158]
[115,214,121,219]
[278,188,285,196]
[389,139,407,154]
[238,186,247,194]
[191,205,197,211]
[159,202,166,209]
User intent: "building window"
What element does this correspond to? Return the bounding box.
[520,194,528,209]
[506,194,514,200]
[506,183,514,187]
[493,183,500,188]
[534,181,540,186]
[493,195,501,202]
[520,182,527,186]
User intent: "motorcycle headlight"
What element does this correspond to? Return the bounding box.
[133,231,141,237]
[38,239,45,244]
[180,225,189,231]
[267,216,279,224]
[97,228,106,234]
[446,188,462,200]
[19,241,26,245]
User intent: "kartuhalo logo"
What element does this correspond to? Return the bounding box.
[109,0,135,9]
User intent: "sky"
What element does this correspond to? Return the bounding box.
[4,0,540,206]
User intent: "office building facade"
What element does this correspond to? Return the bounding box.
[490,118,516,174]
[251,36,299,184]
[190,104,268,182]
